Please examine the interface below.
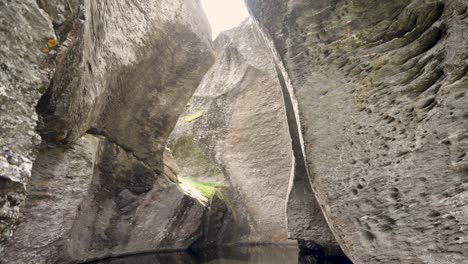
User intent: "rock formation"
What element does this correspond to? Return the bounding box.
[168,19,340,251]
[1,0,466,263]
[246,0,468,263]
[0,0,56,251]
[1,0,213,263]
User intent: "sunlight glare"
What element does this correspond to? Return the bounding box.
[201,0,249,39]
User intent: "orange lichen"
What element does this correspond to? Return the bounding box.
[47,39,58,48]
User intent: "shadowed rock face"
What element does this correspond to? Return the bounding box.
[246,0,468,263]
[168,19,340,250]
[1,0,214,263]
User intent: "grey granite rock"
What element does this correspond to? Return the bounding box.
[2,0,214,262]
[168,19,339,248]
[246,0,468,262]
[0,0,55,250]
[1,135,100,263]
[2,137,205,264]
[37,0,214,170]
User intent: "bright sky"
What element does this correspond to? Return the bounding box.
[201,0,249,39]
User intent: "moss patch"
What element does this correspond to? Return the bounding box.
[180,177,222,199]
[169,135,222,181]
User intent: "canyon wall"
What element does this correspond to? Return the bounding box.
[1,0,466,263]
[1,0,214,263]
[0,0,59,251]
[168,19,340,250]
[246,0,468,263]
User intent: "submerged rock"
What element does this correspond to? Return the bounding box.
[246,0,468,262]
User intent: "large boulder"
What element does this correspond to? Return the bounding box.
[168,19,339,249]
[2,137,205,264]
[2,0,214,262]
[37,0,214,170]
[246,0,468,263]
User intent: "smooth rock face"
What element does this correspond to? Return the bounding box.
[246,0,468,263]
[62,139,204,262]
[0,0,55,250]
[169,19,338,246]
[2,0,214,262]
[37,0,214,170]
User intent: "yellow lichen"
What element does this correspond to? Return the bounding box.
[181,110,204,122]
[41,47,49,53]
[47,39,58,48]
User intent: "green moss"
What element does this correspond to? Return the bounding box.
[169,135,222,181]
[178,178,238,221]
[180,177,222,199]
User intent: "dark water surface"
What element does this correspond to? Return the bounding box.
[91,246,352,264]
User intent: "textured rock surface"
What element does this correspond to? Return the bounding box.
[169,19,338,247]
[2,0,214,262]
[0,0,55,250]
[37,0,214,170]
[36,0,80,40]
[62,139,204,262]
[247,0,468,262]
[1,135,100,263]
[2,137,205,264]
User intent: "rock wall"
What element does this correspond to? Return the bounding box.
[168,19,339,249]
[246,0,468,263]
[1,0,214,263]
[2,135,100,263]
[37,0,214,169]
[0,0,56,251]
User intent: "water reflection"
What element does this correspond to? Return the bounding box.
[90,246,352,264]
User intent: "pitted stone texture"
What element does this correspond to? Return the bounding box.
[169,19,338,246]
[0,0,55,250]
[38,0,214,170]
[247,0,468,263]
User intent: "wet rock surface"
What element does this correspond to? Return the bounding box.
[88,245,350,264]
[246,0,468,263]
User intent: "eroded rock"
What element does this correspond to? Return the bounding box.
[2,0,214,262]
[37,0,214,170]
[168,19,339,248]
[246,0,468,262]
